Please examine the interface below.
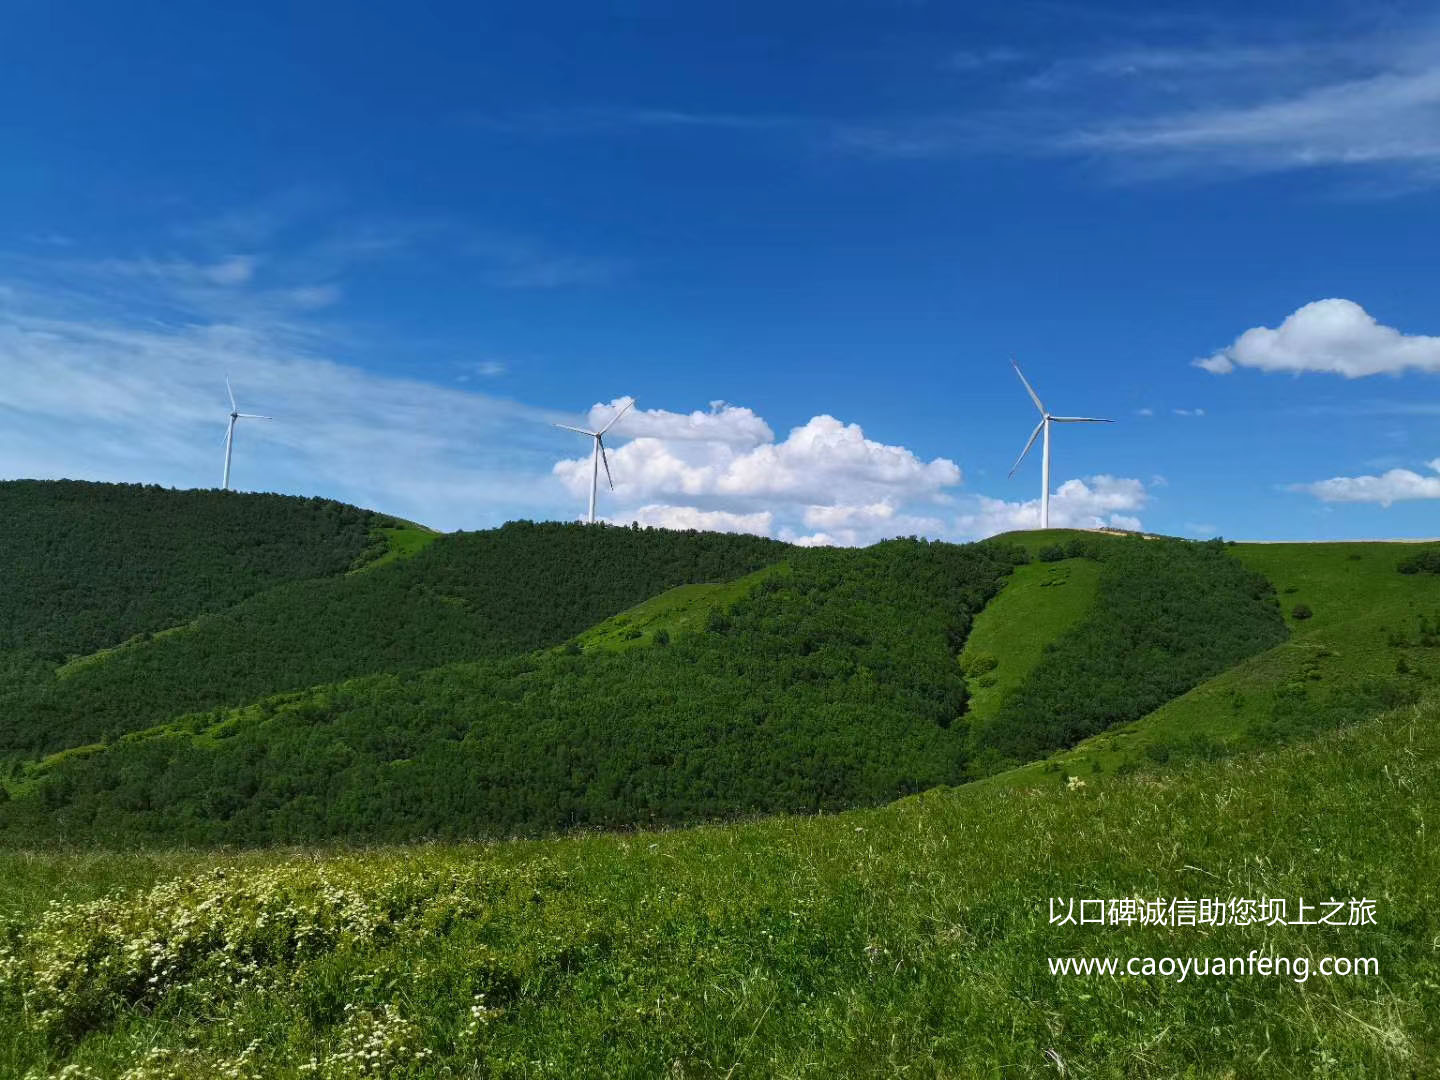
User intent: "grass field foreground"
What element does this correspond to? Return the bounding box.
[1,695,1435,1078]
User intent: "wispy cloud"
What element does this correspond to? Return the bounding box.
[475,106,801,138]
[0,232,579,529]
[840,16,1440,189]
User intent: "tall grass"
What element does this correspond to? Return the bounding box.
[2,697,1435,1077]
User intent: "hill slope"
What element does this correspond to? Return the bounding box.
[0,539,1016,842]
[1,519,789,756]
[1,533,1295,845]
[0,479,392,663]
[2,694,1434,1077]
[994,539,1440,786]
[963,532,1288,772]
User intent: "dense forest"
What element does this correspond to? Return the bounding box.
[1,519,789,757]
[966,536,1289,770]
[0,480,388,662]
[0,539,1020,843]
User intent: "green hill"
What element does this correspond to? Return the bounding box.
[0,539,1017,843]
[1,693,1433,1077]
[1,517,789,756]
[1,529,1293,845]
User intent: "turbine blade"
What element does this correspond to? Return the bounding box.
[226,375,237,412]
[598,397,635,436]
[553,423,598,436]
[1050,417,1115,424]
[237,413,272,420]
[1011,359,1046,416]
[1009,419,1045,477]
[599,438,614,490]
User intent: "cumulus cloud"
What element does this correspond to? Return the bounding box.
[610,504,774,535]
[1292,460,1440,506]
[952,475,1150,538]
[1200,299,1440,377]
[554,406,963,545]
[1172,407,1206,417]
[556,412,959,506]
[586,399,774,445]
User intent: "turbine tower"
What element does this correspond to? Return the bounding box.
[555,398,634,523]
[222,376,272,491]
[1008,360,1113,529]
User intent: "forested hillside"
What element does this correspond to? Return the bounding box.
[0,539,1019,843]
[1,520,789,756]
[0,480,388,662]
[966,535,1288,771]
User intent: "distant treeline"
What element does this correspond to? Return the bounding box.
[0,539,1019,844]
[1,518,790,757]
[966,536,1289,771]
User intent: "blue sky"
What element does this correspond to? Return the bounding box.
[3,0,1440,541]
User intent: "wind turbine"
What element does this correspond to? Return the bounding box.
[222,376,272,491]
[1008,360,1113,529]
[555,398,634,523]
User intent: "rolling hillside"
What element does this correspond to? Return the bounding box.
[2,505,1291,845]
[2,484,1437,1073]
[0,539,1018,842]
[1,508,788,757]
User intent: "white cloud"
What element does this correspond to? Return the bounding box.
[952,475,1150,538]
[1292,460,1440,506]
[608,504,774,534]
[556,412,960,507]
[554,407,963,545]
[1172,407,1206,416]
[586,399,774,445]
[456,359,507,381]
[1135,407,1154,416]
[1200,299,1440,377]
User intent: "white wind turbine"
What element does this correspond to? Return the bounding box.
[555,398,634,523]
[1008,360,1113,529]
[222,376,272,491]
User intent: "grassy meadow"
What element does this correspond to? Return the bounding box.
[1,696,1435,1077]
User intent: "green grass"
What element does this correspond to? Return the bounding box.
[572,566,779,652]
[349,524,441,574]
[959,557,1101,723]
[1,696,1434,1077]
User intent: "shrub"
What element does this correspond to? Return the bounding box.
[1292,604,1313,620]
[1038,544,1067,563]
[961,651,998,677]
[652,628,670,646]
[1398,549,1440,574]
